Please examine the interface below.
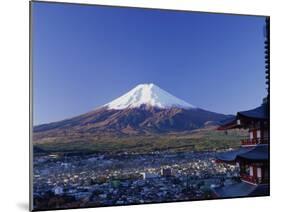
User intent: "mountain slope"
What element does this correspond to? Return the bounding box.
[34,83,232,141]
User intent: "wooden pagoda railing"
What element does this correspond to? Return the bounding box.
[240,174,258,184]
[240,174,269,184]
[241,138,269,146]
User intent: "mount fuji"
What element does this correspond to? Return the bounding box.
[34,83,232,139]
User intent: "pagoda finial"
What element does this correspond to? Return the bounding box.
[264,17,270,103]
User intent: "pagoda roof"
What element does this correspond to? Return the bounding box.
[217,102,268,130]
[237,145,269,161]
[212,181,269,198]
[216,145,268,162]
[237,103,268,120]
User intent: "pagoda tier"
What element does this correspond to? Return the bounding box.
[213,101,269,197]
[216,145,269,186]
[239,161,269,185]
[218,103,268,130]
[218,102,269,147]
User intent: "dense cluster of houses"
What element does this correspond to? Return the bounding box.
[33,151,238,209]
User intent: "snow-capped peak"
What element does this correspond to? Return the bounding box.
[103,83,196,110]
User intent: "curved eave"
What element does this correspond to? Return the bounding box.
[217,123,241,130]
[212,182,269,198]
[217,118,239,130]
[237,113,267,121]
[216,145,269,163]
[236,145,269,162]
[216,147,253,162]
[237,103,269,121]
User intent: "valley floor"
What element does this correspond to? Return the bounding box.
[33,128,246,154]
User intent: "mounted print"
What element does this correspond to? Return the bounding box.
[30,1,270,211]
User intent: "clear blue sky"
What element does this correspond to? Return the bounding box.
[32,2,267,125]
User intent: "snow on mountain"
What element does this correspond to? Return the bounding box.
[34,83,232,137]
[103,83,196,110]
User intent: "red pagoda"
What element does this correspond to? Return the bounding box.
[212,17,270,198]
